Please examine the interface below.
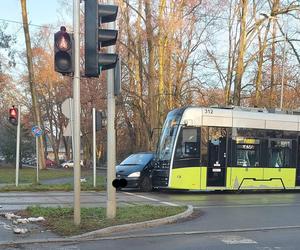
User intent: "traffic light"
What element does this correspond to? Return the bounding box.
[85,0,119,77]
[114,57,121,96]
[54,26,74,74]
[96,111,107,131]
[9,106,18,126]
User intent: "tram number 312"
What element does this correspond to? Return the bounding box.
[204,108,213,114]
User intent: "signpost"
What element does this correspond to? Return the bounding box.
[15,105,21,187]
[93,108,96,187]
[32,126,43,183]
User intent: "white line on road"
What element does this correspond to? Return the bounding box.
[214,235,257,244]
[122,192,159,202]
[160,202,179,207]
[122,192,179,206]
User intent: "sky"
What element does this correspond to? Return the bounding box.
[0,0,69,30]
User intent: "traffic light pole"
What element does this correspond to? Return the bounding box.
[15,105,21,187]
[93,108,96,187]
[106,0,117,219]
[73,0,81,225]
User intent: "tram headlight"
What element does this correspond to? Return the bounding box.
[128,172,140,178]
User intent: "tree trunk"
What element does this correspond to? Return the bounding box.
[158,0,166,128]
[233,0,248,106]
[21,0,46,169]
[145,0,156,150]
[269,0,279,107]
[225,0,236,105]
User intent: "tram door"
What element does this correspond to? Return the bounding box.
[207,128,227,187]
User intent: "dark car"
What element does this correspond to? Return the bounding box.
[116,152,155,192]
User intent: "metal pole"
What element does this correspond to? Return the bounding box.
[36,137,39,183]
[69,98,74,160]
[15,105,21,187]
[280,33,287,110]
[93,108,96,187]
[73,0,81,225]
[106,0,117,219]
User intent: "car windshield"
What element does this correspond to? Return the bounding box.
[120,153,153,165]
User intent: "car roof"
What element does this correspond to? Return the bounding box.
[132,152,155,155]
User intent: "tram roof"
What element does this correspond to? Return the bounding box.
[180,106,300,131]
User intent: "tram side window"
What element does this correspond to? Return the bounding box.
[175,128,200,159]
[269,140,291,168]
[235,138,260,167]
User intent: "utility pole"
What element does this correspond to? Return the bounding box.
[106,0,117,219]
[73,0,81,225]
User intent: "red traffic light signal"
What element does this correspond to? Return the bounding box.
[9,106,18,126]
[54,26,74,74]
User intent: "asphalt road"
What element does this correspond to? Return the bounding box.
[1,190,300,249]
[22,228,300,250]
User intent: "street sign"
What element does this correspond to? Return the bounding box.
[31,126,43,137]
[62,97,82,137]
[62,98,73,119]
[63,123,72,136]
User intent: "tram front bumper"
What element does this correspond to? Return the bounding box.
[152,169,169,187]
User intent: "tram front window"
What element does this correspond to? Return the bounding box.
[157,112,181,161]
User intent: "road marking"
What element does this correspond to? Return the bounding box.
[122,192,179,206]
[160,201,179,207]
[256,247,282,250]
[122,192,159,202]
[214,235,257,244]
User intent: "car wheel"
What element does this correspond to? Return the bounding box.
[140,176,153,192]
[65,165,69,169]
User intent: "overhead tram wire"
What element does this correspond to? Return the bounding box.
[0,18,52,29]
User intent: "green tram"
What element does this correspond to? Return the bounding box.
[152,106,300,191]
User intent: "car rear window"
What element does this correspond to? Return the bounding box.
[120,154,153,165]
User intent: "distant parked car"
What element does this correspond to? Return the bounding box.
[61,160,84,168]
[115,152,155,192]
[45,159,56,168]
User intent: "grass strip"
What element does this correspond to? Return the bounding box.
[0,167,105,191]
[0,183,104,192]
[22,205,186,236]
[0,167,75,183]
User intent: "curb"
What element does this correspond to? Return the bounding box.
[0,205,193,246]
[71,205,194,239]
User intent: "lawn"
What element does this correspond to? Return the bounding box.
[23,205,186,236]
[0,166,105,191]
